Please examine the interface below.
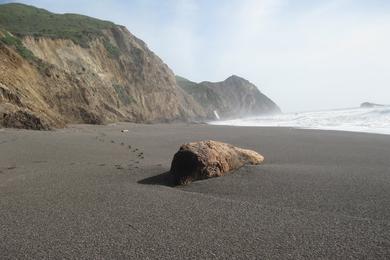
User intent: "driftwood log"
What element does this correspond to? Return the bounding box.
[170,140,264,185]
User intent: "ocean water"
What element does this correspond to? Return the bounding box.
[210,106,390,135]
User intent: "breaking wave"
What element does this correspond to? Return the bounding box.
[210,106,390,135]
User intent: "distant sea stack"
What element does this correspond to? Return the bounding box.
[0,3,280,129]
[360,102,385,108]
[176,75,281,120]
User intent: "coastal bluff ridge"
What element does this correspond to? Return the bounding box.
[0,3,280,129]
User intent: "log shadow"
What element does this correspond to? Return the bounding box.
[137,171,176,187]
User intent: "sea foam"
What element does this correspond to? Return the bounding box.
[210,106,390,135]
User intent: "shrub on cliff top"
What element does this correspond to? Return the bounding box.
[0,32,35,60]
[0,3,115,47]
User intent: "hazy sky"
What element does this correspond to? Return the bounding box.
[2,0,390,112]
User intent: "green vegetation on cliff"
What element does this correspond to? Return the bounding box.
[113,84,136,105]
[103,39,120,58]
[0,3,116,47]
[175,76,223,111]
[0,31,35,60]
[176,75,281,119]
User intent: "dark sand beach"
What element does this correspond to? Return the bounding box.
[0,123,390,259]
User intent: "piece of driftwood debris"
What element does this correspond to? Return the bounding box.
[170,140,264,185]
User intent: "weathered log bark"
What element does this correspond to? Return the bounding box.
[170,140,264,185]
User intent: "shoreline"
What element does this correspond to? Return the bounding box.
[2,118,390,137]
[208,123,390,136]
[209,105,390,136]
[1,123,390,258]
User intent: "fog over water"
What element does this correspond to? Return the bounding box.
[1,0,389,112]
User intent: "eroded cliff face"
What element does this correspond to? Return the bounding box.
[177,75,281,120]
[0,3,281,129]
[0,26,205,129]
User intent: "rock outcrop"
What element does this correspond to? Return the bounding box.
[0,3,205,129]
[170,140,264,185]
[360,102,385,108]
[176,75,281,120]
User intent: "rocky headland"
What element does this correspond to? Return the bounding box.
[0,3,280,129]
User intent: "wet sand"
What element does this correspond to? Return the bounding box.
[0,123,389,259]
